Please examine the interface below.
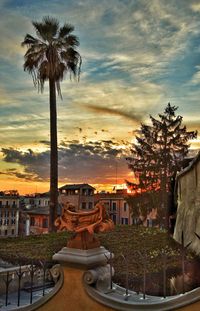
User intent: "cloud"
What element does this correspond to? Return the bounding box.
[1,140,131,184]
[0,168,39,181]
[190,66,200,85]
[0,0,199,183]
[190,2,200,12]
[84,104,144,123]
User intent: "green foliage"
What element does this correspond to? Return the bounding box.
[22,16,82,94]
[0,227,195,282]
[0,232,71,263]
[126,103,197,224]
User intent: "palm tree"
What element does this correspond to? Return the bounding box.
[22,16,81,232]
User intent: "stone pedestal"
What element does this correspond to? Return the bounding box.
[52,246,110,268]
[35,265,114,311]
[35,246,114,311]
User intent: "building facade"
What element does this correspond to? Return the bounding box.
[95,190,133,225]
[174,151,200,254]
[0,193,19,237]
[19,193,50,236]
[59,184,95,210]
[95,189,158,227]
[20,193,50,210]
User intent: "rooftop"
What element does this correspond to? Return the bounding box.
[24,206,50,215]
[59,183,95,191]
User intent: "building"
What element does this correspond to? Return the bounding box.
[19,193,50,236]
[19,207,49,236]
[59,184,95,210]
[0,192,19,237]
[20,193,50,210]
[95,189,158,227]
[95,189,133,225]
[23,206,49,235]
[173,151,200,254]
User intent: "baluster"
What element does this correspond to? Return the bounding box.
[181,231,192,295]
[121,254,130,300]
[27,260,37,304]
[104,252,115,291]
[40,260,47,296]
[16,265,25,307]
[162,251,167,298]
[137,250,147,300]
[3,271,13,306]
[143,264,146,300]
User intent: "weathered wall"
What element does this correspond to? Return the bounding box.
[174,159,200,254]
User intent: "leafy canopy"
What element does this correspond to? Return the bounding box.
[21,16,82,95]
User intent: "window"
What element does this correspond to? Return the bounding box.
[104,201,110,207]
[12,201,16,207]
[11,229,15,235]
[4,230,7,236]
[112,202,117,211]
[5,211,9,218]
[42,218,48,228]
[30,217,35,226]
[11,211,15,217]
[11,219,15,225]
[124,202,127,212]
[147,219,153,227]
[88,202,93,209]
[6,201,9,207]
[0,201,2,207]
[82,202,86,209]
[121,217,128,225]
[112,214,116,224]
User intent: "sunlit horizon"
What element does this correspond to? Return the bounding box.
[0,0,199,192]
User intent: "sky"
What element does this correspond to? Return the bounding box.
[0,0,199,194]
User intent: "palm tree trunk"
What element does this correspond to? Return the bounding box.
[49,78,58,232]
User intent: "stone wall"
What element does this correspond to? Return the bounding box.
[173,156,200,254]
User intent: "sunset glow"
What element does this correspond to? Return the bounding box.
[0,1,199,194]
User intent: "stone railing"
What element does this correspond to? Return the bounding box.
[0,260,62,310]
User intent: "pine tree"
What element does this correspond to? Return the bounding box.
[126,103,197,228]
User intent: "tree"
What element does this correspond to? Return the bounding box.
[126,103,197,228]
[22,17,82,232]
[0,190,19,197]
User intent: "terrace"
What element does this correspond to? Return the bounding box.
[0,226,200,310]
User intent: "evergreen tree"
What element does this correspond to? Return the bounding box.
[126,103,197,228]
